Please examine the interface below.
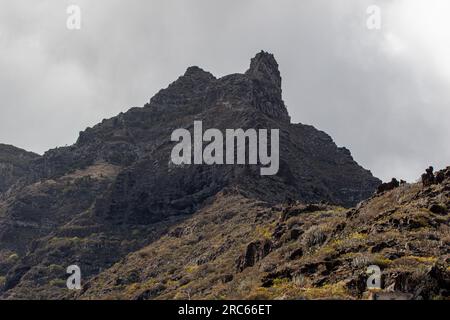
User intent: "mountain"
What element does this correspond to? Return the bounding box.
[0,51,382,299]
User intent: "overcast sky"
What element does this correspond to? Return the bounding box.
[0,0,449,181]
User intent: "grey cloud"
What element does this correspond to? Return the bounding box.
[0,0,449,181]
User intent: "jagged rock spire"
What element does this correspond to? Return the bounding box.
[246,51,282,89]
[245,51,290,122]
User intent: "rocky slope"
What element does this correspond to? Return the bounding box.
[0,144,40,195]
[0,51,382,299]
[79,167,449,300]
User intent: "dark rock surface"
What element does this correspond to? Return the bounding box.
[236,239,273,272]
[377,178,400,194]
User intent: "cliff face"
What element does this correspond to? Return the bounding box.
[0,51,381,299]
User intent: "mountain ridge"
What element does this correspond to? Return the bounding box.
[0,51,383,299]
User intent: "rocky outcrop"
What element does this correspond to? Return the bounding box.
[236,240,273,272]
[377,178,400,194]
[245,51,290,122]
[422,166,450,187]
[422,166,436,187]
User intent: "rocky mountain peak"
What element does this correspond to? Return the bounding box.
[244,51,289,122]
[183,66,215,80]
[246,51,282,89]
[147,52,290,122]
[149,66,215,107]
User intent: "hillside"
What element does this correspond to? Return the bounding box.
[79,167,449,300]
